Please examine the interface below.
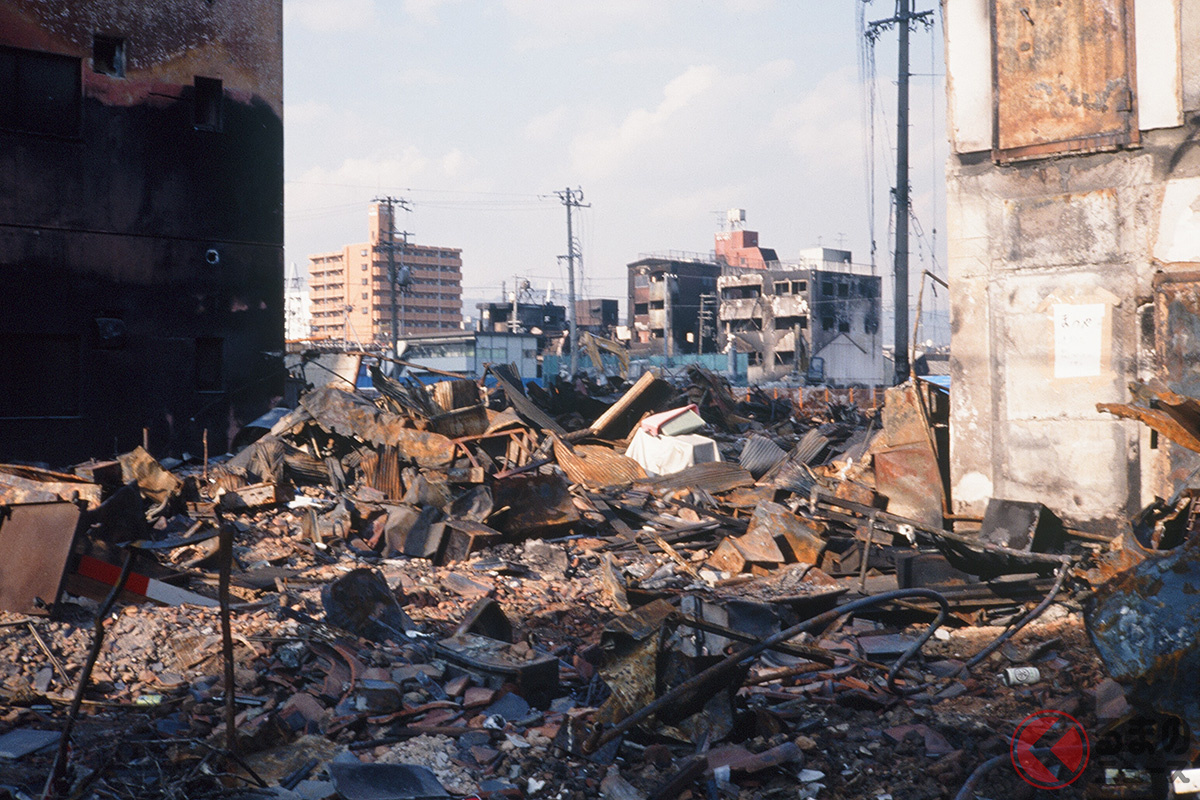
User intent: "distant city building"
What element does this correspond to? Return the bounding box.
[285,284,311,342]
[714,229,778,270]
[477,301,566,336]
[308,203,462,343]
[576,298,620,335]
[626,255,721,355]
[718,264,883,385]
[627,218,883,384]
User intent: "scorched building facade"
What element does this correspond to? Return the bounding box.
[0,0,284,464]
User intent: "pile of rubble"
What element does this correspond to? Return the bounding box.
[0,365,1191,799]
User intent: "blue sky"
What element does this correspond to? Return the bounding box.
[283,0,948,339]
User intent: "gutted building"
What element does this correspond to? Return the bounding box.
[626,256,721,356]
[718,265,883,385]
[943,0,1200,533]
[0,1,284,464]
[308,203,463,343]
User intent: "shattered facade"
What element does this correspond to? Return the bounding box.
[718,264,883,385]
[0,0,285,463]
[626,256,721,355]
[308,203,464,342]
[944,0,1200,533]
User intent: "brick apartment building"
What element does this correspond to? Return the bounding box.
[308,203,463,343]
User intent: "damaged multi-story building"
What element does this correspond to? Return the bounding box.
[0,1,284,464]
[626,256,721,355]
[628,224,884,383]
[718,248,884,385]
[943,0,1200,534]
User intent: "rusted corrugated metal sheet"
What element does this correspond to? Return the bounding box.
[992,0,1138,161]
[0,466,101,509]
[738,435,787,479]
[552,436,646,490]
[633,462,754,495]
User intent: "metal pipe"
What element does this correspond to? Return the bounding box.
[958,562,1071,674]
[584,588,949,752]
[42,551,133,800]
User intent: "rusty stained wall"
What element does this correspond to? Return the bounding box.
[945,128,1200,533]
[0,0,283,465]
[943,0,1200,535]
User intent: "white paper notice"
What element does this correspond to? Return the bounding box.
[1053,303,1105,378]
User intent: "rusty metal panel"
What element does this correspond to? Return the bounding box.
[551,436,646,490]
[0,501,84,615]
[1154,270,1200,397]
[300,386,455,468]
[992,0,1138,161]
[1152,270,1200,488]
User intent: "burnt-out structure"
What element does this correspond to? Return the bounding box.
[718,265,883,385]
[575,298,619,336]
[627,255,721,356]
[0,1,284,464]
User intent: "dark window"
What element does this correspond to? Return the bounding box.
[0,335,80,417]
[195,337,223,392]
[838,319,850,333]
[822,282,834,296]
[775,316,804,330]
[0,45,81,137]
[821,316,834,331]
[193,76,223,131]
[865,316,879,334]
[794,280,807,293]
[838,283,849,297]
[92,36,125,78]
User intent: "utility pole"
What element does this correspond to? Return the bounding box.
[663,273,676,360]
[372,195,412,355]
[867,0,932,384]
[555,187,589,376]
[698,293,716,356]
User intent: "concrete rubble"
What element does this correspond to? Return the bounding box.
[0,367,1187,799]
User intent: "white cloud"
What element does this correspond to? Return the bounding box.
[286,100,331,126]
[570,65,718,180]
[441,148,476,178]
[651,185,750,224]
[284,0,376,32]
[765,67,865,171]
[524,107,568,142]
[392,67,455,86]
